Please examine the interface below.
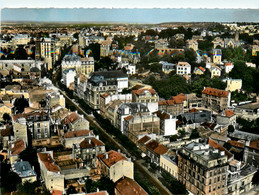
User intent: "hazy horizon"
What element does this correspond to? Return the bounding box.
[2,8,259,24]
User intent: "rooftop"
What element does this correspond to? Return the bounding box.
[138,135,151,145]
[10,139,25,155]
[97,150,127,168]
[13,161,36,178]
[115,177,148,195]
[63,130,93,138]
[145,140,168,155]
[79,137,104,149]
[202,87,229,98]
[37,152,61,173]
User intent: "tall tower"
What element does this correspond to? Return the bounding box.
[235,31,239,42]
[35,34,41,60]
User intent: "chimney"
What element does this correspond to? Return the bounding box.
[97,188,99,192]
[105,152,108,159]
[118,149,121,153]
[88,139,91,144]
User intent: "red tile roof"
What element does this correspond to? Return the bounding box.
[138,135,151,145]
[228,140,244,148]
[79,137,104,149]
[199,66,205,72]
[10,139,25,155]
[97,150,127,168]
[145,140,168,155]
[158,99,175,106]
[83,191,108,195]
[202,87,229,98]
[1,127,13,137]
[52,190,63,195]
[225,109,235,117]
[172,93,187,104]
[189,108,199,113]
[100,93,110,98]
[132,88,157,96]
[63,130,93,138]
[37,152,60,172]
[209,138,233,159]
[153,110,169,119]
[115,177,148,195]
[124,115,133,121]
[62,112,79,124]
[225,62,233,66]
[250,140,259,150]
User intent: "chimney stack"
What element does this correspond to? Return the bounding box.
[105,152,108,159]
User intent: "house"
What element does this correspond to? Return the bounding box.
[158,93,187,117]
[186,39,198,51]
[12,161,37,183]
[62,68,76,89]
[153,110,177,136]
[176,62,191,75]
[210,66,222,78]
[116,103,150,134]
[132,88,159,113]
[223,78,242,92]
[62,129,94,148]
[137,135,152,153]
[85,71,128,109]
[193,66,206,75]
[12,111,51,147]
[72,137,105,166]
[225,62,234,73]
[61,112,89,132]
[145,139,168,165]
[202,87,230,112]
[160,61,176,74]
[96,150,134,183]
[115,177,148,195]
[123,114,160,143]
[37,151,65,191]
[8,139,26,164]
[61,54,94,76]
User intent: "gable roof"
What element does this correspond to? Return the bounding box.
[202,87,229,98]
[79,137,104,149]
[145,140,168,155]
[62,112,80,125]
[153,110,169,120]
[63,130,93,138]
[227,140,245,148]
[138,135,151,145]
[132,88,157,96]
[10,139,25,155]
[97,150,127,168]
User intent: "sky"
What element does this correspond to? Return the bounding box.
[1,0,259,9]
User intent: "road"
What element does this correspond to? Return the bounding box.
[59,89,172,195]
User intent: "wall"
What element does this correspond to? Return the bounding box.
[109,160,134,183]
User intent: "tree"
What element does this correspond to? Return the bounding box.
[3,113,11,122]
[1,171,21,192]
[190,129,200,139]
[17,181,38,195]
[14,96,29,113]
[67,185,77,195]
[252,169,259,185]
[227,125,235,134]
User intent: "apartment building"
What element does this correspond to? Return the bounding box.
[178,142,228,195]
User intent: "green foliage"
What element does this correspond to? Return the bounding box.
[73,32,79,39]
[198,39,213,52]
[236,117,259,135]
[252,169,259,185]
[160,171,188,194]
[169,38,185,48]
[17,181,39,195]
[84,43,100,61]
[229,60,257,92]
[67,185,77,195]
[227,125,235,134]
[147,74,190,99]
[85,177,115,195]
[190,129,200,139]
[96,56,113,71]
[231,90,249,103]
[1,170,21,192]
[113,35,135,49]
[150,63,162,73]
